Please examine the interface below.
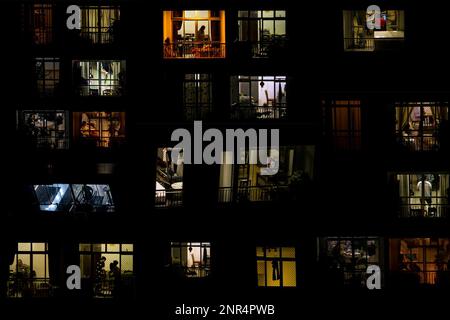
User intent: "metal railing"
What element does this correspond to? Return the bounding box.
[184,105,212,120]
[163,42,226,59]
[80,31,117,44]
[35,137,69,150]
[344,37,375,51]
[397,135,440,152]
[218,185,290,203]
[237,40,288,58]
[231,104,287,120]
[155,189,183,208]
[398,196,450,218]
[7,278,52,298]
[344,37,404,52]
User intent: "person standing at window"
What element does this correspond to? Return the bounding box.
[417,177,432,206]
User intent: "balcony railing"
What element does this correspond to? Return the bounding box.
[218,185,291,203]
[92,274,135,298]
[344,37,375,51]
[237,39,287,58]
[80,30,118,44]
[163,42,226,59]
[7,278,52,298]
[155,189,183,208]
[398,197,450,218]
[184,105,212,121]
[344,37,404,52]
[231,104,287,120]
[397,135,440,152]
[78,137,125,149]
[34,137,69,150]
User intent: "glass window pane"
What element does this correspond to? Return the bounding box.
[282,247,296,258]
[32,254,48,278]
[108,244,120,252]
[266,247,281,258]
[282,261,296,287]
[80,254,91,278]
[32,243,46,252]
[122,244,133,252]
[257,261,266,286]
[256,247,264,257]
[18,243,31,252]
[266,260,281,287]
[121,255,133,273]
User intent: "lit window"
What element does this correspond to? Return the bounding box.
[18,111,68,149]
[231,76,287,119]
[343,10,405,51]
[8,242,50,298]
[256,246,296,287]
[80,6,121,44]
[390,238,450,286]
[395,174,450,218]
[156,147,184,207]
[34,184,115,213]
[79,243,134,298]
[170,242,211,278]
[237,10,287,58]
[395,102,448,152]
[163,10,226,58]
[73,60,125,96]
[218,146,314,203]
[73,112,126,148]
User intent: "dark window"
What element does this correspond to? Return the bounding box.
[183,74,212,120]
[323,99,362,151]
[30,4,53,45]
[35,58,60,97]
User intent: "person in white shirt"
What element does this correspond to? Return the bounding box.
[417,177,432,205]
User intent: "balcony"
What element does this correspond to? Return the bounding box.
[344,35,404,52]
[164,42,225,59]
[231,104,287,120]
[236,39,287,58]
[155,187,183,208]
[218,185,293,203]
[184,106,212,121]
[398,197,450,218]
[7,278,52,298]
